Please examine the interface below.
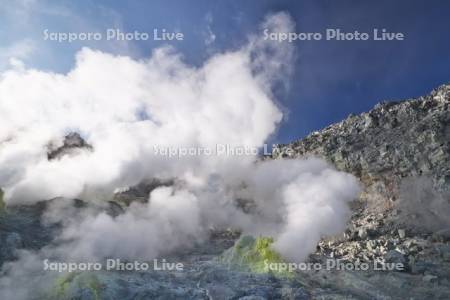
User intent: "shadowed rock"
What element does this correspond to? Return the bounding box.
[47,132,93,160]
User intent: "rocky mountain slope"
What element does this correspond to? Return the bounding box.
[274,83,449,191]
[272,83,450,298]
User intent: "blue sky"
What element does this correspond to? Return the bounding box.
[1,0,450,143]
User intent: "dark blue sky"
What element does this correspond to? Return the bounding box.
[2,0,450,143]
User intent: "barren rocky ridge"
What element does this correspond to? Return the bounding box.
[272,83,450,299]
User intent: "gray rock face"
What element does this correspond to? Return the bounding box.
[47,132,93,160]
[0,202,55,265]
[273,83,449,193]
[384,250,406,265]
[272,84,450,299]
[112,179,174,207]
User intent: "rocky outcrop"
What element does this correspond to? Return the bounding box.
[112,179,174,207]
[272,83,450,298]
[47,132,93,160]
[273,84,450,236]
[273,83,449,191]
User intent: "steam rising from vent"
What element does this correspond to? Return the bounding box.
[0,12,295,203]
[0,12,360,281]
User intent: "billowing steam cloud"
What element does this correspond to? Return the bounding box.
[0,12,360,297]
[0,12,295,204]
[35,158,358,263]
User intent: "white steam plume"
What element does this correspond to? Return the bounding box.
[0,15,360,298]
[0,12,295,204]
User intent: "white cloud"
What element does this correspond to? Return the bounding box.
[0,39,35,70]
[204,12,216,46]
